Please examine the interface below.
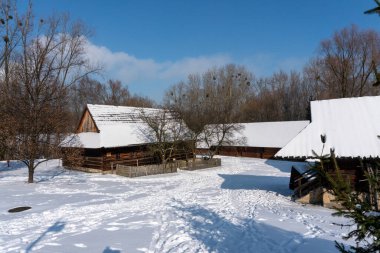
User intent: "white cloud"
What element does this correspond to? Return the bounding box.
[84,41,164,83]
[83,39,307,100]
[158,55,232,80]
[84,39,231,92]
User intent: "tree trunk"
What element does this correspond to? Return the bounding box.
[192,142,196,168]
[28,161,35,183]
[162,155,166,172]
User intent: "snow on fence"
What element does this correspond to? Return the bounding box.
[115,158,221,178]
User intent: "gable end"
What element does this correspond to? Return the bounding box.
[76,107,100,133]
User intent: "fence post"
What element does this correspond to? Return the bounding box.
[129,167,131,178]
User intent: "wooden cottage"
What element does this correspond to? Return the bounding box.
[64,104,192,171]
[275,96,380,206]
[200,121,309,159]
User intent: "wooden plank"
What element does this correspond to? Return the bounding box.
[84,157,103,161]
[77,109,99,133]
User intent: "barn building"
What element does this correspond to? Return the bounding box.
[205,121,309,158]
[64,104,191,171]
[275,96,380,205]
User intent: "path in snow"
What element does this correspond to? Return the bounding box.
[0,157,353,253]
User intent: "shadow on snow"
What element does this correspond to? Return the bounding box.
[0,161,25,174]
[103,246,121,253]
[35,169,67,183]
[218,174,292,196]
[25,221,66,253]
[0,159,68,182]
[171,200,343,253]
[264,159,303,173]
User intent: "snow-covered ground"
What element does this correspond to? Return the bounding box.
[0,157,354,253]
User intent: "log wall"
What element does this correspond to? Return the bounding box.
[75,145,194,171]
[198,146,281,159]
[289,158,373,195]
[325,158,367,192]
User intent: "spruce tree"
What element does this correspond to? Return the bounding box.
[312,141,379,253]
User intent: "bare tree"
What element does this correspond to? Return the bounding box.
[165,64,252,158]
[69,77,155,125]
[242,70,313,122]
[201,123,246,158]
[102,80,155,108]
[127,94,155,108]
[69,76,106,124]
[305,25,380,99]
[103,79,131,105]
[165,78,208,159]
[239,26,380,122]
[0,4,96,182]
[0,0,27,165]
[135,108,188,169]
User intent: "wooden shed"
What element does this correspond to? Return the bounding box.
[275,96,380,205]
[63,104,192,171]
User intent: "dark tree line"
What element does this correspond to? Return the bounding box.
[241,70,313,122]
[305,25,380,99]
[216,25,379,123]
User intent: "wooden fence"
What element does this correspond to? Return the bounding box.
[181,158,221,171]
[116,163,177,177]
[115,158,221,178]
[82,151,192,171]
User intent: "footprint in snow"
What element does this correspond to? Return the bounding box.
[44,242,61,246]
[105,227,120,231]
[74,243,87,248]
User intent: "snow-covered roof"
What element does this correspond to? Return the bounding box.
[74,125,146,149]
[197,121,309,149]
[236,121,309,148]
[73,104,170,149]
[275,96,380,159]
[87,104,162,129]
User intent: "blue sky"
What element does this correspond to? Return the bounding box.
[30,0,379,100]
